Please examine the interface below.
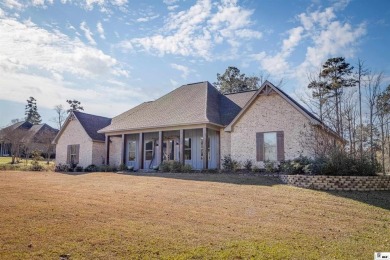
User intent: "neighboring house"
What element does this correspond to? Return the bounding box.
[52,111,111,167]
[0,121,58,157]
[96,81,341,170]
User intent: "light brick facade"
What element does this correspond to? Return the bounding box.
[55,118,106,168]
[224,92,317,167]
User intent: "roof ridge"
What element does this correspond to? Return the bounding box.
[73,110,111,120]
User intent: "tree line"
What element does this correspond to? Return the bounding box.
[303,57,389,174]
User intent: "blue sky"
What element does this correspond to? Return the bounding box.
[0,0,389,128]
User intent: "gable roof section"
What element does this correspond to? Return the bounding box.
[53,111,111,144]
[99,82,225,133]
[225,81,322,132]
[220,90,256,126]
[73,111,111,141]
[22,123,58,142]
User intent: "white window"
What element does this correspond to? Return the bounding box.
[264,132,277,161]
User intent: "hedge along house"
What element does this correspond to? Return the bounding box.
[53,111,111,168]
[98,81,341,170]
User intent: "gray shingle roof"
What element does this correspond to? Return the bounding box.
[73,111,111,141]
[100,82,228,133]
[220,90,256,125]
[0,121,58,143]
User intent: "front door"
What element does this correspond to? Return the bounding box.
[127,140,137,169]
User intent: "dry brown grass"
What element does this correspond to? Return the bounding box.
[0,171,389,259]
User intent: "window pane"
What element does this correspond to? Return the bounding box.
[128,141,136,161]
[129,141,136,152]
[145,151,153,160]
[185,138,191,149]
[264,132,277,161]
[184,150,191,160]
[145,141,153,150]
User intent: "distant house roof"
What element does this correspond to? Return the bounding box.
[0,121,58,143]
[53,111,111,144]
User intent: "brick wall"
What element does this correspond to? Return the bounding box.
[56,118,93,167]
[228,93,312,167]
[279,175,390,191]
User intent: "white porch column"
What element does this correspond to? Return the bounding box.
[157,131,163,165]
[120,134,126,165]
[179,129,184,165]
[138,133,144,169]
[105,135,110,165]
[202,127,208,169]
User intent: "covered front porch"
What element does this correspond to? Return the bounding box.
[105,125,220,170]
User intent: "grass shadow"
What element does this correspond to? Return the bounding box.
[119,171,283,186]
[54,171,93,176]
[325,190,390,211]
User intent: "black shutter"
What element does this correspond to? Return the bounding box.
[277,131,284,161]
[75,144,80,164]
[256,132,264,161]
[66,145,71,164]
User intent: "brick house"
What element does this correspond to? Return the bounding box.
[53,111,111,167]
[54,81,340,169]
[54,81,341,170]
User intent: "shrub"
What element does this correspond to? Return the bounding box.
[100,165,117,172]
[118,163,128,171]
[160,161,171,172]
[84,164,99,172]
[170,161,182,173]
[55,164,70,172]
[222,155,240,172]
[264,160,277,173]
[313,149,378,176]
[182,164,193,173]
[243,159,252,171]
[279,156,313,175]
[30,150,44,171]
[74,166,84,172]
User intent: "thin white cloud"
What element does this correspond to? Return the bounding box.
[171,63,190,79]
[80,21,97,45]
[96,21,105,39]
[167,5,179,11]
[136,14,159,23]
[31,0,54,7]
[122,0,262,60]
[2,0,24,9]
[163,0,179,5]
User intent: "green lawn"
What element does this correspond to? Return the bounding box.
[0,171,389,259]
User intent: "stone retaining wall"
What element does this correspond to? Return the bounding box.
[279,175,390,191]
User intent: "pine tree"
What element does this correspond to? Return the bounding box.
[25,97,42,124]
[320,57,356,137]
[66,99,84,113]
